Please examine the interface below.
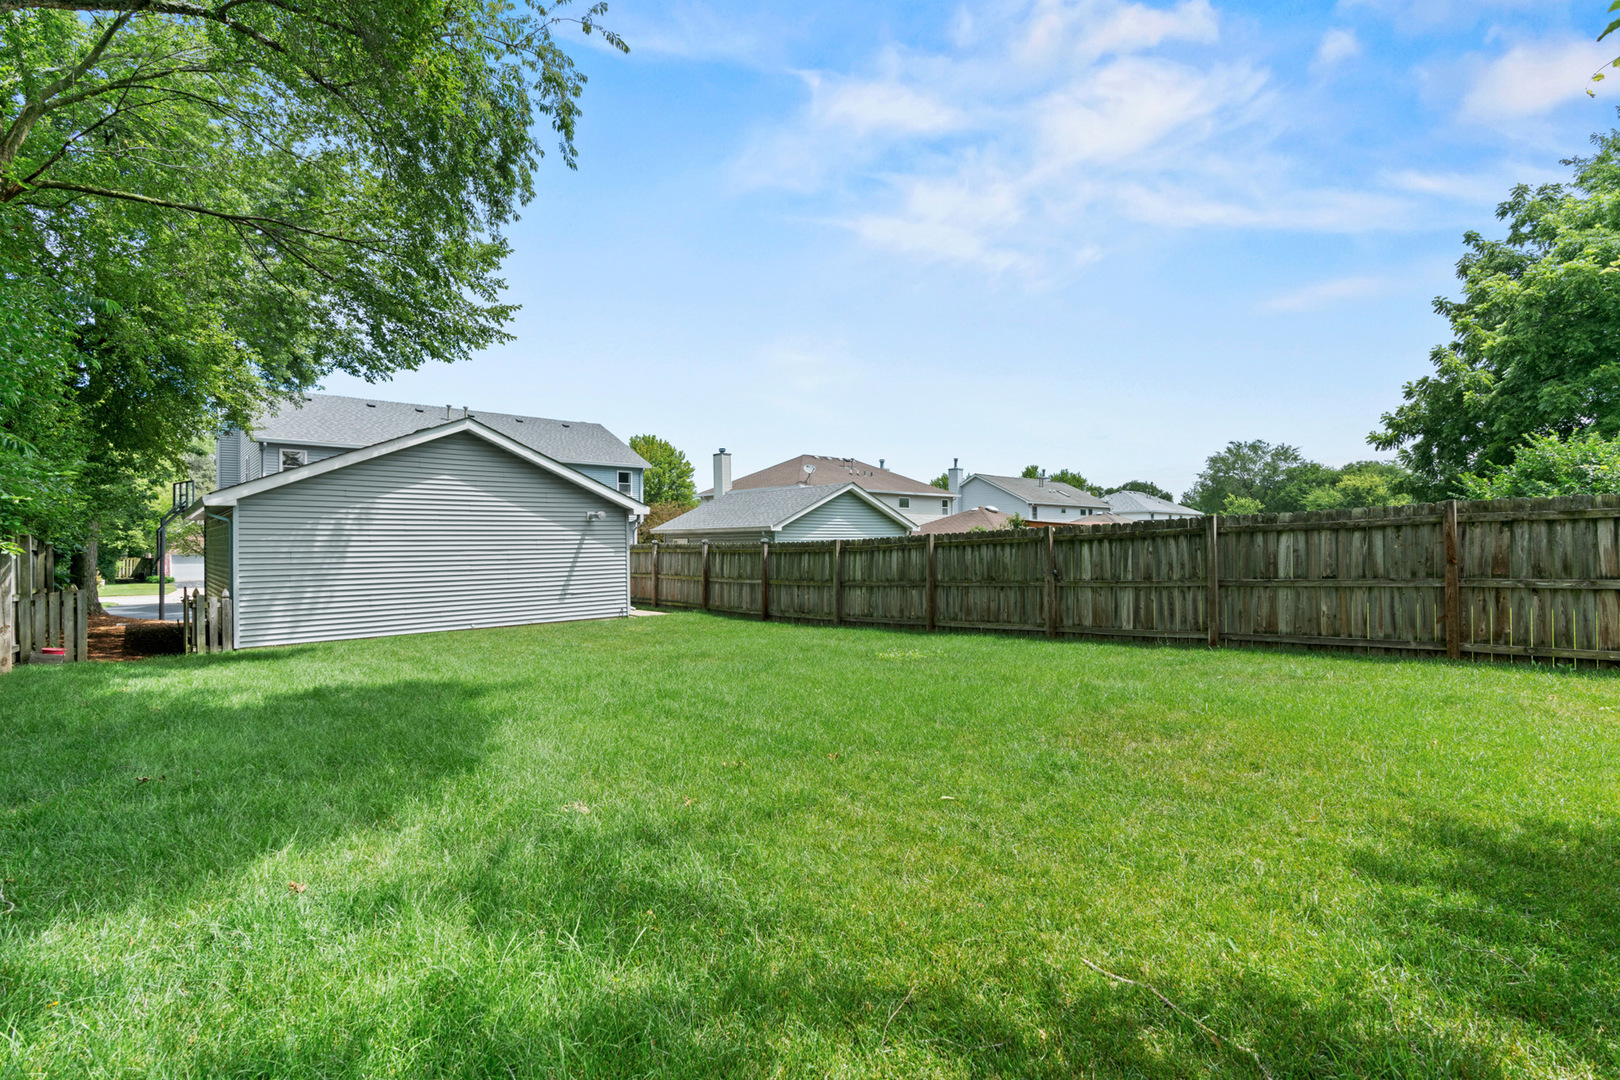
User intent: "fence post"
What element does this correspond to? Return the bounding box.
[832,539,842,626]
[1045,528,1058,639]
[651,541,660,608]
[926,534,936,632]
[76,582,88,660]
[1444,499,1461,660]
[182,590,191,654]
[209,593,221,653]
[47,589,60,651]
[1,545,13,673]
[700,543,710,611]
[760,541,771,621]
[1206,515,1221,649]
[63,587,77,662]
[221,590,232,651]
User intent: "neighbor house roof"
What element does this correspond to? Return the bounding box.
[917,507,1012,535]
[1023,512,1128,527]
[966,474,1111,510]
[1103,490,1201,517]
[700,455,950,498]
[655,483,915,535]
[240,393,648,469]
[193,418,647,515]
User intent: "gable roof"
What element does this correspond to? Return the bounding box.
[194,418,647,514]
[701,454,951,498]
[917,506,1012,535]
[965,474,1111,510]
[241,392,647,469]
[1103,490,1201,516]
[654,483,915,535]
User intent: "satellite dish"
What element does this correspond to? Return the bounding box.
[804,464,816,476]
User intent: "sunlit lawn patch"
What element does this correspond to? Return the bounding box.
[2,613,1616,1077]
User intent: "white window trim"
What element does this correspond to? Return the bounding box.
[280,448,308,471]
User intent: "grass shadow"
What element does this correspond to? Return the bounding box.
[0,658,498,929]
[1351,813,1620,1067]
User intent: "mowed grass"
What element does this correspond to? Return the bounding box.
[1,614,1617,1079]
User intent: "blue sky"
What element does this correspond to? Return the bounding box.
[323,0,1620,497]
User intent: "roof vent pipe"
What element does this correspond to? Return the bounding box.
[879,458,885,469]
[714,449,732,499]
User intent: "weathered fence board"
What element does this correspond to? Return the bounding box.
[6,536,90,667]
[630,495,1620,666]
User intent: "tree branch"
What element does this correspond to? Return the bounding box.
[20,179,389,251]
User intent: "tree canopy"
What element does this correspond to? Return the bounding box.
[1183,440,1412,515]
[629,434,695,507]
[1,0,619,557]
[1460,431,1620,499]
[1371,127,1620,497]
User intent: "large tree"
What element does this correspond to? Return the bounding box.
[1372,128,1620,497]
[0,0,620,579]
[628,434,695,507]
[1180,440,1307,513]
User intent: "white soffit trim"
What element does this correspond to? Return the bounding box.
[198,418,648,514]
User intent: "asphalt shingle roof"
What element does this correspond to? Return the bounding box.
[917,507,1011,535]
[245,393,647,468]
[700,454,947,498]
[968,474,1111,510]
[655,484,888,534]
[1103,490,1201,516]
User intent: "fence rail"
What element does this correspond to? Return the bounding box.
[631,495,1620,666]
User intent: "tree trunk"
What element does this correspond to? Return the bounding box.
[78,521,105,616]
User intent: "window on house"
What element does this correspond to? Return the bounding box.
[899,497,910,508]
[280,449,307,471]
[618,471,632,494]
[941,500,949,513]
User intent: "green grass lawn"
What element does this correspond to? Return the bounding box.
[2,613,1616,1078]
[96,582,177,599]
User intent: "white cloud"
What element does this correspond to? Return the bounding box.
[1259,275,1389,312]
[809,76,965,135]
[1313,28,1360,70]
[734,0,1536,274]
[1461,38,1620,121]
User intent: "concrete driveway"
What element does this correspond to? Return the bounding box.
[101,590,187,622]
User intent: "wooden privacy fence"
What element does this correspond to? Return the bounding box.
[5,535,89,670]
[631,495,1620,666]
[180,588,233,654]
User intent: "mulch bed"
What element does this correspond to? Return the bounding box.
[88,613,184,662]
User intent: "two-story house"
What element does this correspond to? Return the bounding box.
[217,393,648,502]
[951,467,1112,523]
[198,394,649,650]
[698,453,957,526]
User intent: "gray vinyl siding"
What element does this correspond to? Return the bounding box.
[204,507,233,596]
[232,431,629,648]
[216,432,242,487]
[775,492,911,543]
[245,439,264,481]
[958,477,1030,518]
[573,464,642,502]
[260,442,345,477]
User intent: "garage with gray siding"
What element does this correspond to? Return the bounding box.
[195,420,645,649]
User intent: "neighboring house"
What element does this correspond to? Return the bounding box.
[216,392,649,502]
[655,460,915,543]
[917,506,1012,535]
[190,419,646,649]
[1022,512,1127,528]
[699,452,956,525]
[1103,490,1202,521]
[954,471,1111,522]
